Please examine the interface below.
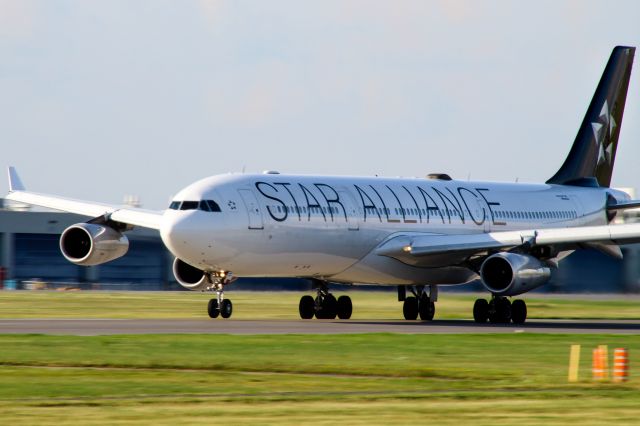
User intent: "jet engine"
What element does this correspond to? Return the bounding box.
[479,252,551,296]
[60,223,129,266]
[173,258,210,291]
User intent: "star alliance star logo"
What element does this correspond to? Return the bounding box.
[227,200,237,210]
[591,100,616,167]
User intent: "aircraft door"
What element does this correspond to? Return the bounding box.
[476,198,491,232]
[339,190,359,231]
[238,189,264,230]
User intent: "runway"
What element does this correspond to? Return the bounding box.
[1,318,639,335]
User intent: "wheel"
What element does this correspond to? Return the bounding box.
[337,295,352,319]
[299,295,315,319]
[207,299,220,319]
[316,294,337,319]
[220,299,233,319]
[403,296,419,320]
[418,297,435,321]
[511,299,527,324]
[473,298,489,323]
[491,298,511,323]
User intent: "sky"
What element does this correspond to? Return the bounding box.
[1,0,640,209]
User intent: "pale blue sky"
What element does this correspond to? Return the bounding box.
[2,0,640,209]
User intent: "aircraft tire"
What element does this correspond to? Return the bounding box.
[490,298,511,323]
[403,296,419,320]
[299,295,315,319]
[511,299,527,324]
[418,298,435,321]
[316,294,337,319]
[337,295,353,320]
[473,298,489,323]
[208,299,220,319]
[220,299,233,318]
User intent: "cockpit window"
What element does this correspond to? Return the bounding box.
[180,201,199,210]
[171,199,222,212]
[206,200,222,212]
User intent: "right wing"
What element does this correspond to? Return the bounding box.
[376,223,640,267]
[5,167,163,230]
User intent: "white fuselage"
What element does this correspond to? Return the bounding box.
[160,173,620,286]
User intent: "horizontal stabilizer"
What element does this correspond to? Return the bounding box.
[606,200,640,211]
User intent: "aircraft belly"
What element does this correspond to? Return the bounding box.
[330,252,477,285]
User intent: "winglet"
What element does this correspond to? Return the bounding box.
[7,166,25,192]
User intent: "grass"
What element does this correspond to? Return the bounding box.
[0,333,639,424]
[1,291,640,424]
[0,290,639,320]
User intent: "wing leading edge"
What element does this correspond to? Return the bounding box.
[5,167,163,230]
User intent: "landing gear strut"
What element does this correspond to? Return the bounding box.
[206,272,234,319]
[299,280,352,320]
[473,296,527,324]
[400,285,437,321]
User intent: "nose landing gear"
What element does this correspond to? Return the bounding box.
[206,272,235,319]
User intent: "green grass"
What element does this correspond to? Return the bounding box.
[1,291,640,424]
[0,290,639,320]
[0,333,639,424]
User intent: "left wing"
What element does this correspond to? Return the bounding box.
[5,167,163,230]
[376,223,640,267]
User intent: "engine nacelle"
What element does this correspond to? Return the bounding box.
[173,258,209,291]
[60,223,129,266]
[480,252,551,296]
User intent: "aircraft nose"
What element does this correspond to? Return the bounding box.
[160,211,201,259]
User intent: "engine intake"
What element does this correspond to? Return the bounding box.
[60,223,129,266]
[173,258,209,291]
[480,252,551,296]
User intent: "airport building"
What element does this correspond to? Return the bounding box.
[1,198,640,292]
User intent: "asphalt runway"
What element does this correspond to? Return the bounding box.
[1,318,639,335]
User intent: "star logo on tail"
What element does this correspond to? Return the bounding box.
[591,100,616,166]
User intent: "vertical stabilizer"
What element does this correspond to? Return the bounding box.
[547,46,635,188]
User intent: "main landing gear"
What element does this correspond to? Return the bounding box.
[299,281,352,320]
[207,273,235,319]
[473,296,527,324]
[399,285,437,321]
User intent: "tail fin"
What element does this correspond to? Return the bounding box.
[547,46,635,188]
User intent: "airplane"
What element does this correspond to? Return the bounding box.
[6,46,640,324]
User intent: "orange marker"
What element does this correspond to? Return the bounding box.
[613,348,629,382]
